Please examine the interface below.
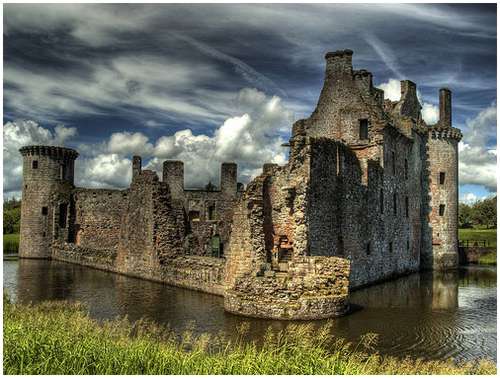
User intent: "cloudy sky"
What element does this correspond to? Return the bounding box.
[3,3,497,203]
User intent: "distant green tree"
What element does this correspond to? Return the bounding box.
[466,196,497,229]
[458,203,473,228]
[3,198,21,234]
[474,196,497,229]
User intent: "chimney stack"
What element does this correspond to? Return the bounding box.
[132,156,142,179]
[324,49,353,78]
[439,88,452,127]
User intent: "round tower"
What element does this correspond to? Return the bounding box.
[426,89,462,270]
[18,145,79,259]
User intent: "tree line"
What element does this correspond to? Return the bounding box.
[459,196,496,229]
[4,198,21,234]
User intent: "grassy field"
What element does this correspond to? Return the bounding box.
[459,228,497,248]
[3,233,19,254]
[3,298,495,375]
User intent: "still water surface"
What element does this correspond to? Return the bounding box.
[4,259,496,362]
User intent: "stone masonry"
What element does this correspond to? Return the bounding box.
[18,49,461,320]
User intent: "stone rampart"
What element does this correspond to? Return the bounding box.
[224,256,350,319]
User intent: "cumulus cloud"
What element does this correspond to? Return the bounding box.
[458,103,497,193]
[4,88,292,196]
[377,78,401,101]
[377,78,439,124]
[146,88,291,186]
[3,120,77,198]
[421,102,439,124]
[460,192,478,204]
[108,132,154,156]
[76,154,132,189]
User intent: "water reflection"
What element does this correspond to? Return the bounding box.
[4,259,496,362]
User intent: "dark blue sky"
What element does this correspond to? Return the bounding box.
[3,4,497,200]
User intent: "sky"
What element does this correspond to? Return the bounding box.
[3,3,497,203]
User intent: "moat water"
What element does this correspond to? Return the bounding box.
[3,259,496,362]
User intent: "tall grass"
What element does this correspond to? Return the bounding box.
[3,233,19,254]
[3,297,495,375]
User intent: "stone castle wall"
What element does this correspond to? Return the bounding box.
[18,49,461,320]
[72,188,128,251]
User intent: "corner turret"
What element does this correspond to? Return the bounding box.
[425,88,462,270]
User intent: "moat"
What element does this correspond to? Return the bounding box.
[4,259,496,362]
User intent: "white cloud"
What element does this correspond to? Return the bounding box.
[76,154,132,189]
[108,132,154,156]
[377,78,401,101]
[4,54,227,124]
[377,78,439,124]
[3,120,77,197]
[146,88,291,186]
[421,102,439,124]
[4,88,291,196]
[458,103,497,192]
[460,192,479,204]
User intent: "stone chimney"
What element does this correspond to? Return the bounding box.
[132,156,142,179]
[439,88,452,127]
[324,49,353,79]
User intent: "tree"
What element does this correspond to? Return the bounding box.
[3,198,21,234]
[475,196,496,229]
[458,203,473,228]
[466,196,497,229]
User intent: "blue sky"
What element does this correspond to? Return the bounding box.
[3,3,497,202]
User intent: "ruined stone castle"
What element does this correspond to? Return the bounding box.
[19,50,461,320]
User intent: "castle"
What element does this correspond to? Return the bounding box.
[18,50,462,320]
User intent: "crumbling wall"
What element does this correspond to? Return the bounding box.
[52,241,117,272]
[72,188,127,251]
[224,256,350,319]
[183,190,237,257]
[224,153,351,319]
[113,169,226,295]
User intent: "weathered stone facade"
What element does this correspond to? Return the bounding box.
[18,49,461,320]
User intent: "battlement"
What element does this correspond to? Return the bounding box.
[19,145,79,160]
[428,125,463,141]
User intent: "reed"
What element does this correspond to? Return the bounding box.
[3,297,495,375]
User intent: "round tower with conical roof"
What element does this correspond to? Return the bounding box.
[19,145,79,258]
[425,89,462,269]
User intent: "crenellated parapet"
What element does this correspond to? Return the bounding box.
[19,145,79,160]
[428,126,463,141]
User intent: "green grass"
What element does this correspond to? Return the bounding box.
[478,253,496,265]
[3,297,495,375]
[3,233,19,254]
[459,228,496,248]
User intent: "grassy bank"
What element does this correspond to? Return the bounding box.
[3,233,19,254]
[478,252,496,265]
[3,298,495,375]
[459,228,497,247]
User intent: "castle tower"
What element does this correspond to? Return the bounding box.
[220,162,237,195]
[19,146,79,258]
[163,160,184,200]
[426,89,462,269]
